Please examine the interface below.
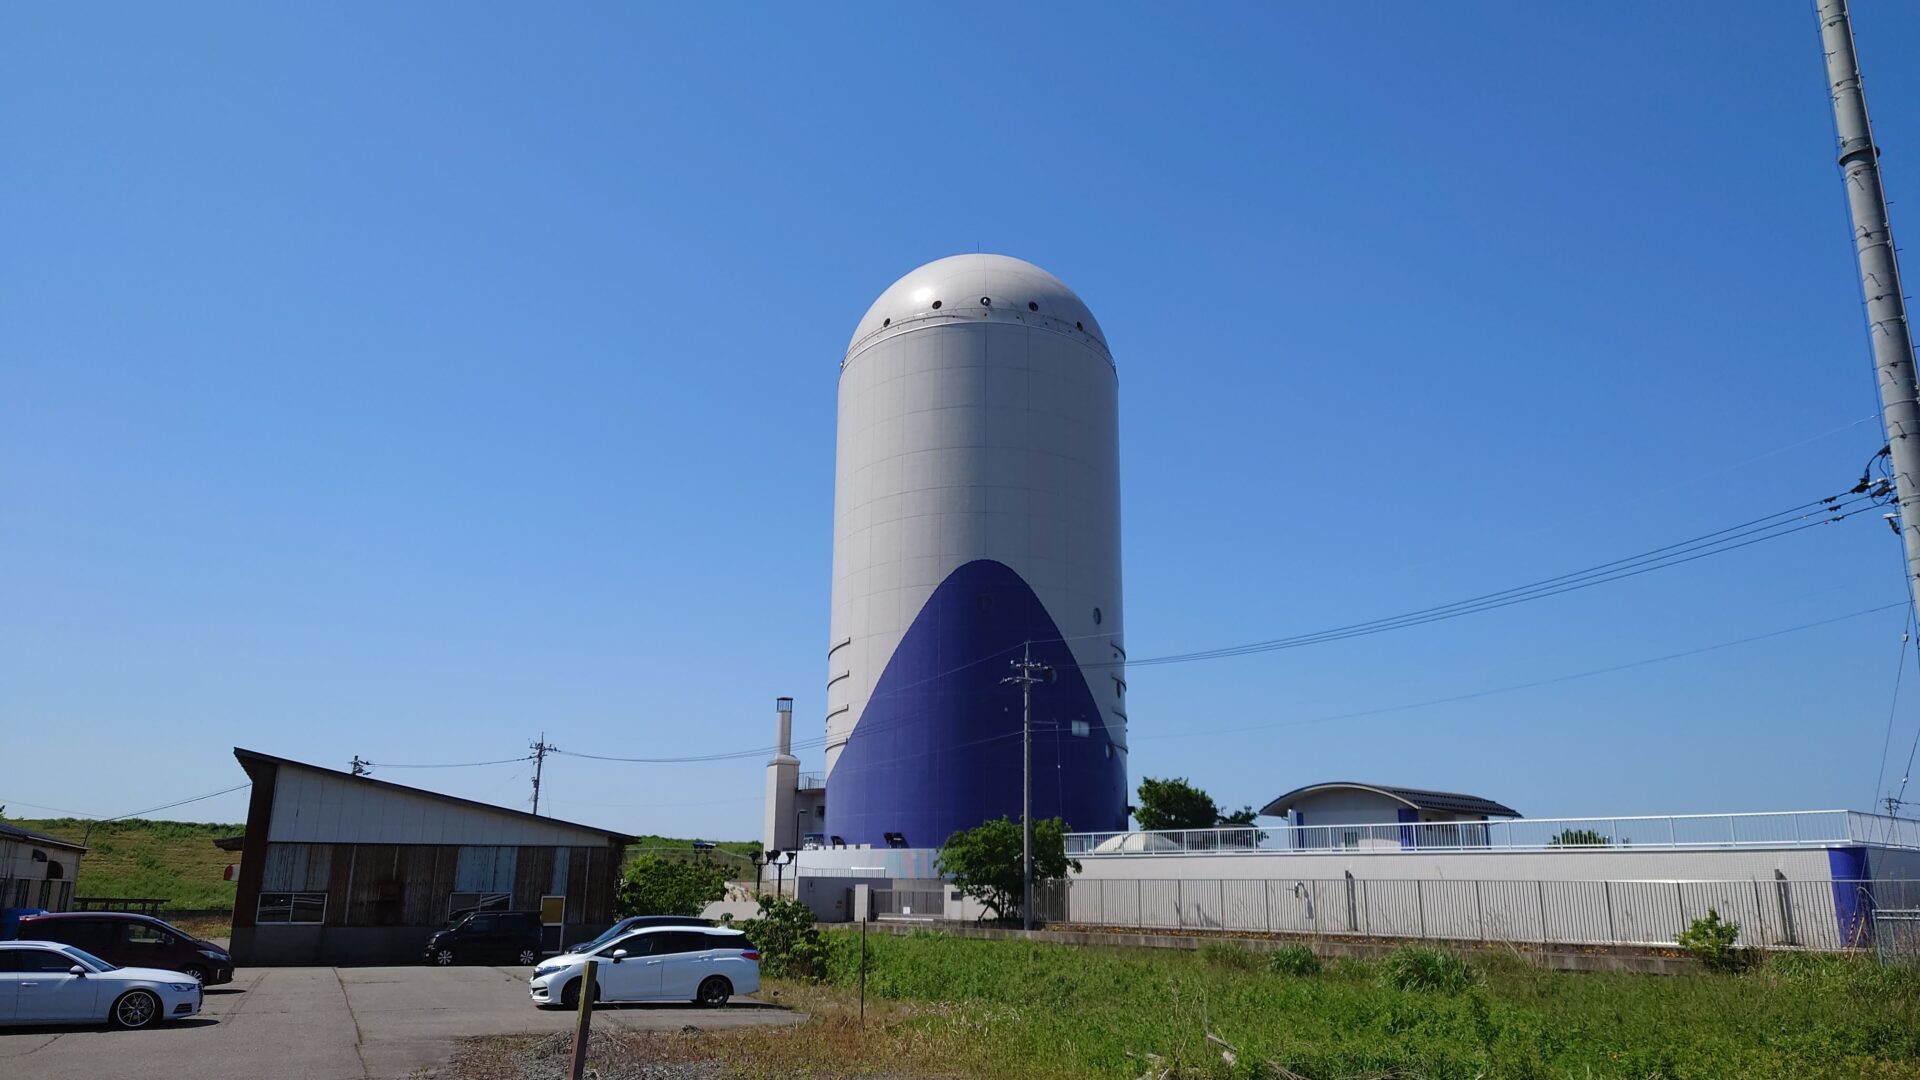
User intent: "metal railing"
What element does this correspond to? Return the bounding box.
[1066,810,1920,856]
[1035,876,1906,952]
[1876,909,1920,964]
[797,772,826,791]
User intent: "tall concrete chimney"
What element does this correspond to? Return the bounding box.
[762,697,800,853]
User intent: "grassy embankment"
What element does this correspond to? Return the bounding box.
[6,816,751,912]
[602,932,1920,1079]
[9,817,241,912]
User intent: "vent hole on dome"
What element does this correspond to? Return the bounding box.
[931,300,942,310]
[1028,301,1039,312]
[883,318,890,327]
[1093,607,1103,625]
[1075,321,1084,331]
[980,296,991,306]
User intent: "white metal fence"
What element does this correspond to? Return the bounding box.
[1033,876,1907,952]
[1066,810,1920,856]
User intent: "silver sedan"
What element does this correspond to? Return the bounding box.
[0,940,203,1028]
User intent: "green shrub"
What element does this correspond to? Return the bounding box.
[1547,828,1610,847]
[1383,945,1478,993]
[1198,941,1260,971]
[1266,943,1323,976]
[614,854,726,917]
[1677,909,1752,973]
[738,895,828,981]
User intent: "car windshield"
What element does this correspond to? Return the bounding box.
[59,945,119,972]
[573,926,622,952]
[594,931,652,956]
[574,919,663,952]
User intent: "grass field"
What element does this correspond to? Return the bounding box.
[623,932,1920,1079]
[5,816,755,916]
[9,817,241,911]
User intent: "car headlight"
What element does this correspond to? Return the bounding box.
[167,982,197,992]
[197,948,227,960]
[532,964,562,977]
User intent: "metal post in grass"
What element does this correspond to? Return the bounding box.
[1776,870,1798,947]
[568,958,598,1080]
[859,912,867,1027]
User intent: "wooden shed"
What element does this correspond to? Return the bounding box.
[226,747,634,966]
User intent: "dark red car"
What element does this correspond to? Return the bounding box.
[17,912,234,986]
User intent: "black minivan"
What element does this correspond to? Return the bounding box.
[17,911,235,985]
[564,915,710,954]
[423,909,543,966]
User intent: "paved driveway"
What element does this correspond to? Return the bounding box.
[0,965,798,1079]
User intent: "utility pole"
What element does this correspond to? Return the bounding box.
[1818,0,1920,597]
[1001,643,1052,931]
[530,734,558,815]
[350,756,369,777]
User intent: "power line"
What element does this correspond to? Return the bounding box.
[1112,492,1876,669]
[0,798,101,818]
[360,755,535,770]
[1873,600,1915,811]
[531,484,1884,770]
[1135,601,1907,742]
[96,783,253,824]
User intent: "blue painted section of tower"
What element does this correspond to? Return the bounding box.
[1829,847,1875,947]
[825,559,1128,849]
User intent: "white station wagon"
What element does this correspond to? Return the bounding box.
[0,941,203,1028]
[530,925,758,1009]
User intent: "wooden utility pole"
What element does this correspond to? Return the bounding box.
[568,959,598,1080]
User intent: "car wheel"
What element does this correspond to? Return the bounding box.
[112,990,161,1029]
[696,975,732,1008]
[433,947,456,966]
[515,947,538,966]
[183,965,208,985]
[559,978,597,1010]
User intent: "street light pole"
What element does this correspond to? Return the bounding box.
[1001,642,1053,931]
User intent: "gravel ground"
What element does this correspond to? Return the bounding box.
[458,1030,729,1080]
[450,1028,944,1080]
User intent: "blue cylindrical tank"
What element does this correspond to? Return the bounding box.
[824,254,1128,848]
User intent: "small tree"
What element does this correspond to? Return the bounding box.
[737,894,827,980]
[615,854,726,917]
[1547,828,1609,847]
[1217,805,1258,826]
[1135,777,1220,831]
[936,816,1080,922]
[1677,909,1751,972]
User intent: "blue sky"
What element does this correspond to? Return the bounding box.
[6,3,1920,838]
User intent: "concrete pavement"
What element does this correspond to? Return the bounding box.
[0,964,800,1079]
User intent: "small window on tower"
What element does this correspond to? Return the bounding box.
[1071,720,1090,737]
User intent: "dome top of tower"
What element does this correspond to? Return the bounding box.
[846,253,1108,361]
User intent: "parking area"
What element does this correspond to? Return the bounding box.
[0,965,800,1080]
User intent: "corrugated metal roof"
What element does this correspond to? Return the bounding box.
[1260,782,1520,820]
[0,821,88,851]
[232,748,639,844]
